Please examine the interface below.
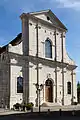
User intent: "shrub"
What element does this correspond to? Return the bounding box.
[73,102,77,105]
[29,102,34,107]
[13,102,34,111]
[13,103,22,110]
[71,102,77,105]
[23,102,34,110]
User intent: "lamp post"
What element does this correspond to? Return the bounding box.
[35,83,43,113]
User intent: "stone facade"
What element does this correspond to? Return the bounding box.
[0,10,77,109]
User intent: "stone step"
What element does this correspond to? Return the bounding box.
[41,102,61,107]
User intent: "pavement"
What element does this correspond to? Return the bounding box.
[0,109,80,120]
[33,104,80,112]
[0,105,80,116]
[0,109,25,115]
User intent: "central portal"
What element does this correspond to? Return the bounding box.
[45,79,53,102]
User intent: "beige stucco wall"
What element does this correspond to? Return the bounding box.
[8,41,23,55]
[29,62,56,106]
[28,15,77,106]
[64,70,72,105]
[29,18,75,65]
[29,19,55,59]
[57,68,62,105]
[73,71,77,102]
[10,64,23,109]
[29,61,77,106]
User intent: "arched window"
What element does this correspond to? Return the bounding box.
[45,79,53,86]
[45,39,52,58]
[17,76,23,93]
[67,82,71,94]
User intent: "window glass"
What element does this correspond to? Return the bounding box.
[67,82,71,94]
[17,76,23,93]
[45,39,52,58]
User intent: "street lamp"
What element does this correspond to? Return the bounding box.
[34,83,43,113]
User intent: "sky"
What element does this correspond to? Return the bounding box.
[0,0,80,82]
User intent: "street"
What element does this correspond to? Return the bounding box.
[0,111,80,120]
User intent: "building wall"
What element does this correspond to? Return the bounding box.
[64,70,72,105]
[29,60,77,106]
[10,64,23,109]
[8,41,23,55]
[57,68,62,105]
[28,15,77,106]
[29,18,75,65]
[29,61,56,106]
[73,70,77,102]
[0,52,10,108]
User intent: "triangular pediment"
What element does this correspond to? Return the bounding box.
[30,9,67,30]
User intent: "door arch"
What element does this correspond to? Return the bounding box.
[45,79,53,102]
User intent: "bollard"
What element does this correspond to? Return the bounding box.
[5,105,8,110]
[1,103,4,108]
[59,109,62,116]
[23,106,27,112]
[31,107,33,113]
[19,107,22,111]
[47,109,50,114]
[72,110,75,116]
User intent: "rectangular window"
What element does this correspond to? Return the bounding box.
[17,76,23,93]
[67,82,71,94]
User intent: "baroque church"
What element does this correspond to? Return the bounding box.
[0,9,77,109]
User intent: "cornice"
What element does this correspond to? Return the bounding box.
[20,13,67,32]
[6,52,77,70]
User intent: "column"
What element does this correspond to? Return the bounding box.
[21,14,29,104]
[71,70,77,104]
[35,23,39,106]
[23,61,29,104]
[54,30,57,102]
[21,15,29,56]
[61,33,64,105]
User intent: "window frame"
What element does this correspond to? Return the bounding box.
[17,76,23,93]
[45,38,52,58]
[67,81,71,94]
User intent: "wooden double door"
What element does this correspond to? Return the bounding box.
[45,79,53,102]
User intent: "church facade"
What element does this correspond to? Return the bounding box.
[0,10,77,109]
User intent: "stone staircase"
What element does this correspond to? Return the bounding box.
[33,102,62,112]
[41,102,61,107]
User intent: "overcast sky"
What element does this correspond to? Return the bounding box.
[0,0,80,82]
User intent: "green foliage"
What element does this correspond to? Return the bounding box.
[77,81,80,89]
[23,102,34,110]
[13,102,34,111]
[13,103,22,109]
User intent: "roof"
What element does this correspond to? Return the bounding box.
[0,33,22,54]
[29,9,67,30]
[29,9,50,15]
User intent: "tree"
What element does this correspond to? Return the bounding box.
[77,81,80,89]
[77,81,80,103]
